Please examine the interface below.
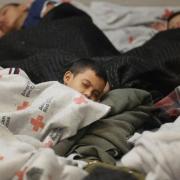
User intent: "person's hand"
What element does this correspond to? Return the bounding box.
[150,21,167,31]
[42,2,55,17]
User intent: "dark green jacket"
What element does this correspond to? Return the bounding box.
[53,88,158,164]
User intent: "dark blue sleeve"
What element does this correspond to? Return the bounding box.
[23,0,47,28]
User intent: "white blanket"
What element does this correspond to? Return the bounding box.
[120,116,180,180]
[73,1,180,52]
[0,67,110,146]
[0,67,111,180]
[0,125,87,180]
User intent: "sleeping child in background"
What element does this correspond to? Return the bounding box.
[0,0,63,38]
[150,10,180,31]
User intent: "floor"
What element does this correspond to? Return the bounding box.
[1,0,180,6]
[79,0,180,6]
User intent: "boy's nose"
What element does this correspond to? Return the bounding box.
[0,17,5,27]
[83,89,92,99]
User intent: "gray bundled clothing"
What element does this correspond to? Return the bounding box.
[53,88,157,164]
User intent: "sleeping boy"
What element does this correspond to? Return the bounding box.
[0,58,110,146]
[1,58,108,101]
[63,59,108,101]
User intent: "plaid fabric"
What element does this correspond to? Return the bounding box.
[155,86,180,121]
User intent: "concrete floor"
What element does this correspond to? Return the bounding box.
[1,0,180,6]
[79,0,180,6]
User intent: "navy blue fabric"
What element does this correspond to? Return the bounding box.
[23,0,46,28]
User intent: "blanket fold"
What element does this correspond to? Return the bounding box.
[54,88,156,164]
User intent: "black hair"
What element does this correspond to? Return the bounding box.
[167,11,180,25]
[69,59,107,83]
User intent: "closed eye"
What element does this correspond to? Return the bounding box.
[0,8,8,16]
[82,81,90,88]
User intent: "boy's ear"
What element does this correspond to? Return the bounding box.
[103,82,110,94]
[63,71,73,85]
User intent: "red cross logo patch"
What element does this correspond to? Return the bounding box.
[31,115,45,132]
[161,8,173,19]
[74,95,88,105]
[0,155,4,160]
[17,101,30,110]
[128,36,134,44]
[16,167,28,180]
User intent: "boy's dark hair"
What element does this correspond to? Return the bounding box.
[69,59,107,82]
[167,11,180,24]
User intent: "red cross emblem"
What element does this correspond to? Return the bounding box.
[17,101,30,110]
[15,167,27,180]
[74,95,88,105]
[0,155,4,160]
[128,36,134,44]
[161,9,173,19]
[31,115,44,132]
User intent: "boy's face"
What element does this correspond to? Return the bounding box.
[168,14,180,29]
[0,4,25,38]
[64,69,106,101]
